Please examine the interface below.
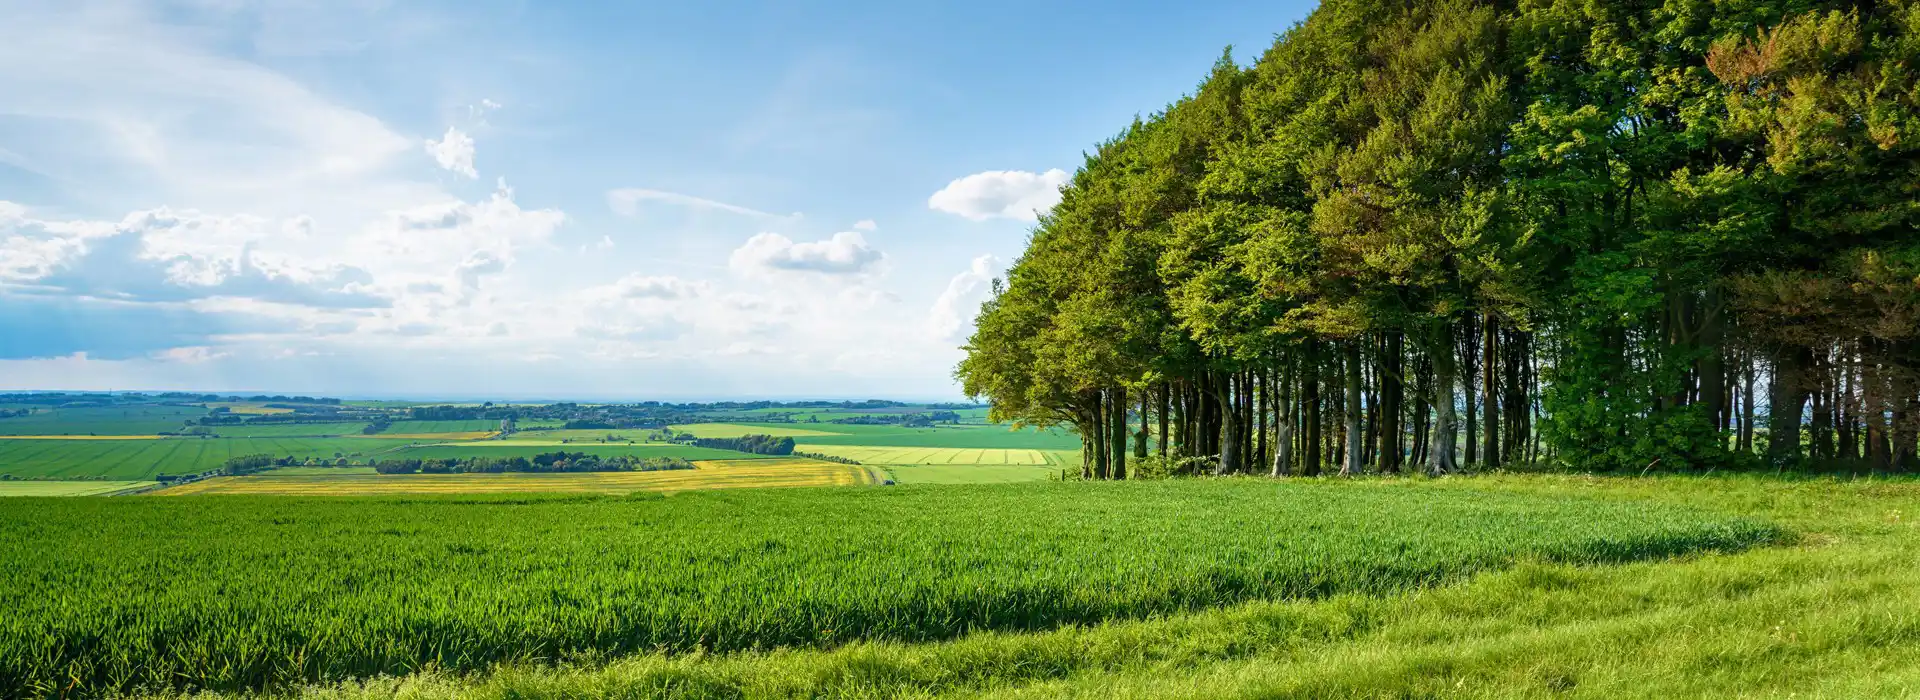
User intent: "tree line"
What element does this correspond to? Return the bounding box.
[689,435,797,455]
[370,453,695,474]
[959,0,1920,479]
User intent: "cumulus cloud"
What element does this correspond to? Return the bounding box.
[928,254,1000,341]
[153,346,229,363]
[424,126,477,178]
[596,274,703,300]
[852,219,877,231]
[928,169,1068,222]
[729,231,884,276]
[0,205,387,308]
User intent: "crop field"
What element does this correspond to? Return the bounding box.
[0,480,154,496]
[795,444,1055,465]
[788,424,1083,449]
[0,480,1777,697]
[0,405,204,435]
[666,422,840,438]
[377,420,501,434]
[156,459,876,496]
[254,466,379,476]
[388,443,754,462]
[502,429,659,442]
[207,423,369,437]
[203,402,293,415]
[0,438,421,480]
[881,463,1058,484]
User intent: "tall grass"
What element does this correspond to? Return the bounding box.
[0,480,1779,697]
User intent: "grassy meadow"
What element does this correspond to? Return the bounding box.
[0,479,1775,697]
[0,480,155,496]
[0,437,420,480]
[159,459,876,495]
[0,405,204,435]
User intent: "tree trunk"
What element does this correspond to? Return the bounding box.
[1767,346,1812,469]
[1110,386,1128,479]
[1158,381,1170,457]
[1216,377,1240,476]
[1342,340,1363,476]
[1482,314,1500,469]
[1428,324,1459,476]
[1274,355,1294,477]
[1303,343,1322,477]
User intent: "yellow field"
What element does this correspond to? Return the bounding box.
[351,431,500,440]
[154,458,879,496]
[794,445,1055,466]
[0,435,168,440]
[667,423,840,438]
[0,481,156,496]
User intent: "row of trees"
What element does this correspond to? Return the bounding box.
[690,435,797,455]
[960,0,1920,478]
[370,453,694,474]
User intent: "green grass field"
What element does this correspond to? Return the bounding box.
[881,463,1059,484]
[208,422,370,437]
[386,443,759,462]
[0,438,421,480]
[788,424,1083,449]
[158,459,877,496]
[377,420,501,434]
[0,405,204,435]
[0,480,1775,697]
[667,422,841,438]
[254,466,380,476]
[502,429,660,442]
[0,480,155,496]
[798,445,1055,466]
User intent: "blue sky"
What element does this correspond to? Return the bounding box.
[0,0,1315,400]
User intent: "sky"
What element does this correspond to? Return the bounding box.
[0,0,1316,401]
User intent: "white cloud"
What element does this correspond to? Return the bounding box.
[729,231,884,276]
[852,219,877,231]
[593,274,703,300]
[928,254,999,342]
[606,188,792,220]
[424,126,477,178]
[928,169,1069,222]
[153,346,229,363]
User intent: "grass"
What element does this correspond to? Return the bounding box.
[883,463,1058,484]
[207,474,1918,700]
[790,424,1083,450]
[0,405,204,435]
[0,480,154,496]
[799,445,1055,466]
[667,422,841,438]
[208,423,370,437]
[154,460,873,496]
[0,479,1774,697]
[0,437,422,480]
[387,443,754,461]
[378,420,502,434]
[502,429,660,442]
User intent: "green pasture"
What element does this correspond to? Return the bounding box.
[0,405,204,435]
[387,443,759,462]
[0,438,420,480]
[0,479,1776,697]
[0,480,155,497]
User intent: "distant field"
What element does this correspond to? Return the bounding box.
[208,423,369,437]
[788,424,1084,449]
[0,438,421,480]
[795,445,1056,466]
[0,480,1781,697]
[159,458,875,495]
[0,405,203,435]
[667,422,839,438]
[387,443,757,462]
[503,429,658,442]
[881,463,1058,484]
[203,402,293,415]
[255,466,379,476]
[378,420,500,434]
[0,480,155,497]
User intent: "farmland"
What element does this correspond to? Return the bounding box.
[798,444,1056,466]
[0,480,154,496]
[0,437,420,480]
[0,479,1776,697]
[207,422,369,437]
[159,459,874,495]
[0,405,204,435]
[386,443,753,462]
